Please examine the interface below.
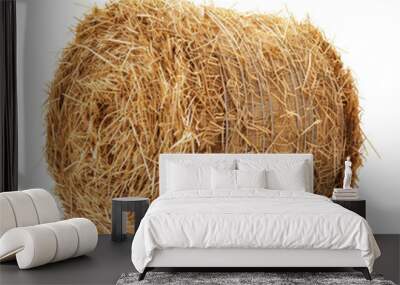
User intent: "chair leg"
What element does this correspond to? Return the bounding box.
[138,268,148,281]
[354,267,371,280]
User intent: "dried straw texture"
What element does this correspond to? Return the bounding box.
[46,0,363,233]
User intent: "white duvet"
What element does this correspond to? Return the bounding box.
[131,189,380,272]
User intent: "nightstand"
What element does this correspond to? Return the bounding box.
[332,199,366,219]
[111,197,150,241]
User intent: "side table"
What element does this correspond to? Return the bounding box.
[332,199,366,219]
[112,197,149,241]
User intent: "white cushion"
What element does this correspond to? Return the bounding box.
[0,191,39,227]
[165,158,236,192]
[236,169,267,189]
[211,169,268,190]
[24,189,61,223]
[0,196,17,237]
[167,163,211,191]
[211,168,237,190]
[64,218,98,257]
[0,218,97,269]
[42,221,78,262]
[238,159,307,191]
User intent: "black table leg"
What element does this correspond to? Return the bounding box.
[112,200,124,241]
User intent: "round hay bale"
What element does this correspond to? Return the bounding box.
[46,0,363,233]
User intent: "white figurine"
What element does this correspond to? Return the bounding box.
[343,156,352,189]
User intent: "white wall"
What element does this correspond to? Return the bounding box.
[17,0,400,233]
[16,0,107,194]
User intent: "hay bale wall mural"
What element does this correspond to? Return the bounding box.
[46,0,363,233]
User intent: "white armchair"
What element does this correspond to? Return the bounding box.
[0,189,97,269]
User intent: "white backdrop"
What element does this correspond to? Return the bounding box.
[16,0,400,233]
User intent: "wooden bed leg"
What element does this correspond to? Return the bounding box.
[138,268,147,281]
[354,267,371,280]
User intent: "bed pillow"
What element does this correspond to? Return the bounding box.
[167,163,211,191]
[211,169,268,190]
[236,169,267,189]
[211,168,237,190]
[237,159,308,191]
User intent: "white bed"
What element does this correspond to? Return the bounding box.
[131,154,380,280]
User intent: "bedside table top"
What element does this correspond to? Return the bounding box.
[112,197,149,202]
[332,199,365,202]
[331,198,366,202]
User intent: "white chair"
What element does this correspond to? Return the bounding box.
[0,189,98,269]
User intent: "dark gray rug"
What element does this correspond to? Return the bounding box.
[116,272,396,285]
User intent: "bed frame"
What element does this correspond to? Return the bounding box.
[139,154,371,280]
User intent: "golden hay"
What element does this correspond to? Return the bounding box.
[46,0,363,233]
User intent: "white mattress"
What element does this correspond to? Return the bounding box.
[131,189,380,273]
